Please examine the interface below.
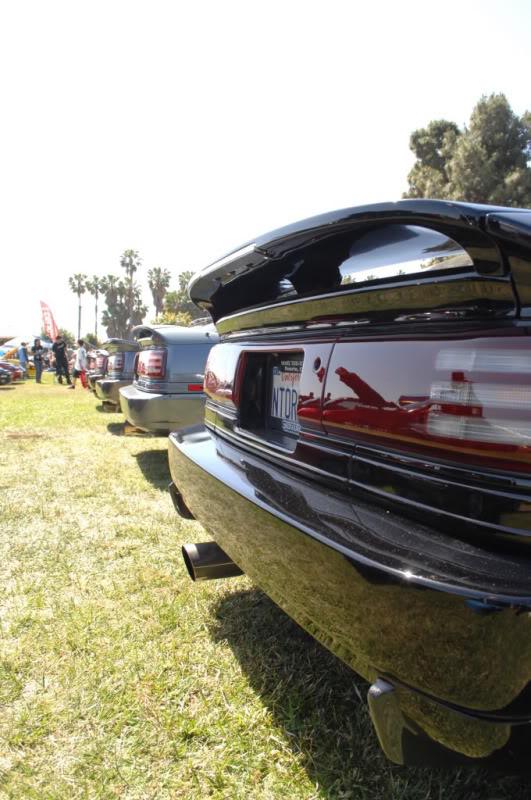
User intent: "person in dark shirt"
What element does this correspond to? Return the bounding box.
[52,334,71,385]
[32,338,45,384]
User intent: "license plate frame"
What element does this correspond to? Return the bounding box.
[268,353,303,436]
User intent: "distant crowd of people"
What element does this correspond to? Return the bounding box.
[17,335,88,388]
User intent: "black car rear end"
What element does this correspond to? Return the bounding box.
[168,200,531,767]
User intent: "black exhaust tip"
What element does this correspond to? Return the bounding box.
[182,542,244,581]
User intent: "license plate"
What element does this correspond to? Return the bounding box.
[269,355,302,435]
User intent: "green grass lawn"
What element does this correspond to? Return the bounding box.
[0,377,529,799]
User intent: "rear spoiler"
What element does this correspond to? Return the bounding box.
[189,200,531,331]
[102,338,140,354]
[131,324,219,347]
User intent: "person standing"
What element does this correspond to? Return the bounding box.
[52,334,71,385]
[32,338,45,383]
[17,342,29,377]
[68,339,87,389]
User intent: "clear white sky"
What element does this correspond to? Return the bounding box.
[1,0,530,339]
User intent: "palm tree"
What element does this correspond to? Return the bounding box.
[120,250,141,281]
[147,267,171,317]
[85,276,104,342]
[68,273,88,339]
[120,250,141,328]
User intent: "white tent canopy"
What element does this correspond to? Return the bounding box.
[0,335,52,356]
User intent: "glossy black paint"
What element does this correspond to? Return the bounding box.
[486,212,531,316]
[189,200,531,327]
[168,428,531,762]
[170,201,531,766]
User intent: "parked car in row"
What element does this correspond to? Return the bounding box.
[0,367,12,386]
[168,199,531,769]
[119,324,218,434]
[87,350,108,392]
[94,338,139,409]
[0,361,24,382]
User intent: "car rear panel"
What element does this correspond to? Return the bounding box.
[120,384,207,433]
[119,325,218,433]
[95,340,140,404]
[169,427,531,759]
[169,201,531,763]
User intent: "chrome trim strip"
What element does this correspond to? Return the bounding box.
[205,421,350,483]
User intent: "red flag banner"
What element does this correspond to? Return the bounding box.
[40,301,59,340]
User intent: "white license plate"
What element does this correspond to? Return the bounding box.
[270,356,302,434]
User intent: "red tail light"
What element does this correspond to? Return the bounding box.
[324,338,531,473]
[109,352,125,372]
[137,348,167,379]
[203,344,241,408]
[188,383,203,392]
[426,348,531,466]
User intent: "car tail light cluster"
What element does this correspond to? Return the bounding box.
[96,355,106,369]
[203,344,242,408]
[108,352,124,372]
[326,339,531,473]
[137,349,166,379]
[424,346,531,469]
[205,337,531,474]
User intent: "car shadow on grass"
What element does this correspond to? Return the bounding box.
[106,422,126,435]
[95,403,121,414]
[134,448,171,491]
[210,587,530,800]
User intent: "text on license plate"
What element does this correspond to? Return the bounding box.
[270,356,302,434]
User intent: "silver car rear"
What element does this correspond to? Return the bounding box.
[119,324,218,434]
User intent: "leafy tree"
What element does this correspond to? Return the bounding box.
[84,333,98,348]
[162,270,204,321]
[404,94,531,207]
[405,120,460,199]
[100,252,147,339]
[155,310,193,326]
[85,276,105,342]
[148,267,171,316]
[57,328,75,347]
[68,273,88,339]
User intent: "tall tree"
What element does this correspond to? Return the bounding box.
[148,267,171,317]
[56,328,75,347]
[121,249,141,319]
[68,273,88,339]
[404,94,531,207]
[120,249,141,281]
[100,253,147,339]
[404,120,460,199]
[163,270,205,321]
[85,276,105,342]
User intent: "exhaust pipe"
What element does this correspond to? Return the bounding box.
[182,541,244,582]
